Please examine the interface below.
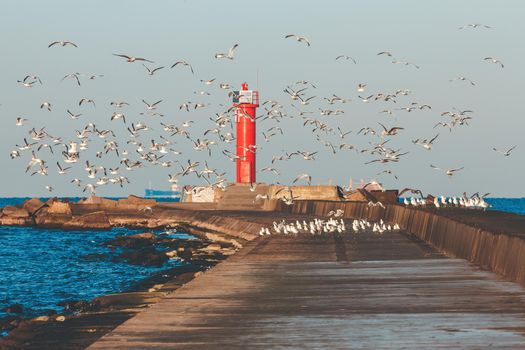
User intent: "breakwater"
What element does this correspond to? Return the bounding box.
[276,200,525,285]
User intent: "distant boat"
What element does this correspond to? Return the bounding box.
[144,183,181,201]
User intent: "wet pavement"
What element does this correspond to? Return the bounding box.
[88,229,525,349]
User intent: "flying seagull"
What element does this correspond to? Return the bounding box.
[284,34,310,46]
[215,44,239,60]
[48,41,77,48]
[113,54,153,63]
[335,55,357,64]
[142,64,164,75]
[170,60,194,74]
[458,23,491,30]
[484,57,504,68]
[492,145,517,156]
[430,164,464,176]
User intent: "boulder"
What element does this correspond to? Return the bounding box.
[22,198,46,214]
[105,232,156,248]
[2,304,23,314]
[130,232,156,240]
[117,247,169,267]
[47,201,73,216]
[0,206,33,225]
[58,299,94,313]
[1,206,30,218]
[63,211,111,230]
[79,196,118,209]
[118,195,157,207]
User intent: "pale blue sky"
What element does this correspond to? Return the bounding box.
[0,0,523,197]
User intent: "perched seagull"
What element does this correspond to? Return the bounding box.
[113,54,153,63]
[215,44,239,60]
[170,60,194,74]
[48,41,77,47]
[142,64,164,75]
[430,164,464,177]
[335,55,357,63]
[284,34,310,46]
[492,145,517,157]
[484,57,504,68]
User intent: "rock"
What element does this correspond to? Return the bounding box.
[118,195,157,207]
[130,232,156,240]
[34,315,50,322]
[58,300,92,313]
[118,247,169,267]
[166,250,178,258]
[0,315,22,333]
[43,309,57,316]
[63,211,111,230]
[1,206,30,218]
[148,284,164,293]
[105,232,156,248]
[0,205,33,225]
[2,304,23,314]
[22,198,46,214]
[47,201,72,216]
[206,243,222,252]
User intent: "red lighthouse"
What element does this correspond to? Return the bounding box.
[233,83,259,183]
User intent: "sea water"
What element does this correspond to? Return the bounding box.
[0,198,190,323]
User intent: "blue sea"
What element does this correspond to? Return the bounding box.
[0,197,524,331]
[0,197,192,332]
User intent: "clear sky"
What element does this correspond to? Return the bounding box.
[0,0,523,197]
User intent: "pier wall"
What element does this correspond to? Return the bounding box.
[276,200,525,285]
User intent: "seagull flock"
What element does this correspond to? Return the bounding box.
[259,218,400,236]
[4,23,517,197]
[403,192,490,210]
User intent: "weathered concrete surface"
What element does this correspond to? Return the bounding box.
[88,229,525,349]
[278,200,525,285]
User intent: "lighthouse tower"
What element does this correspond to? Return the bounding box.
[233,83,259,183]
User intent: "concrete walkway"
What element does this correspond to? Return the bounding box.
[88,229,525,349]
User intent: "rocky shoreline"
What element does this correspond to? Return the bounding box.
[0,197,244,350]
[0,196,179,230]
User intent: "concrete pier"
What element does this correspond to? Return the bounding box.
[86,210,525,349]
[4,198,525,349]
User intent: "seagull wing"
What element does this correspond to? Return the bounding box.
[113,53,131,59]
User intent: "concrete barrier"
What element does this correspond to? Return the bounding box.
[275,200,525,285]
